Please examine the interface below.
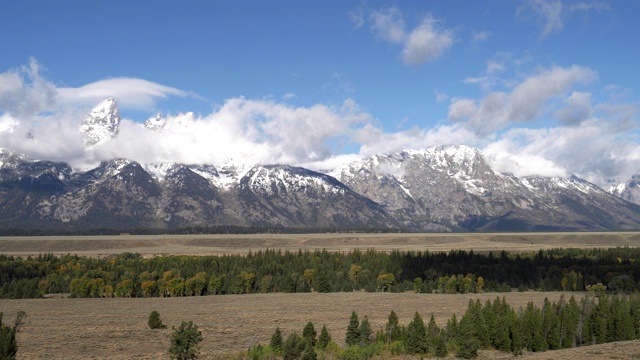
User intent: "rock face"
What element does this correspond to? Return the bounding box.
[330,146,640,231]
[80,98,121,146]
[1,144,640,231]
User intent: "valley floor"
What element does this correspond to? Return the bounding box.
[2,291,637,359]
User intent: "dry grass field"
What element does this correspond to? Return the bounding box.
[5,291,638,360]
[1,231,639,258]
[2,232,640,359]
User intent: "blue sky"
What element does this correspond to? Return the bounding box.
[1,0,639,187]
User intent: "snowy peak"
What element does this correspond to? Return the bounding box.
[243,165,345,195]
[80,97,121,146]
[144,114,166,132]
[609,174,640,205]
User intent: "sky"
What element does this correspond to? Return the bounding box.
[0,0,639,187]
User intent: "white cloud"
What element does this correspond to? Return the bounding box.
[518,0,564,38]
[1,59,639,190]
[0,58,56,117]
[368,6,453,65]
[58,78,188,109]
[518,0,611,39]
[449,65,597,135]
[555,91,593,125]
[370,6,406,43]
[402,17,454,65]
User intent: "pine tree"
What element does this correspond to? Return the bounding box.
[283,332,305,360]
[270,327,284,353]
[406,311,428,354]
[386,310,402,343]
[168,321,203,360]
[358,316,373,346]
[426,314,440,353]
[302,321,317,346]
[0,311,25,360]
[434,332,448,358]
[457,313,479,359]
[510,314,524,356]
[345,311,360,346]
[318,325,331,350]
[301,343,318,360]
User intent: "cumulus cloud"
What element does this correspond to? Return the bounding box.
[402,17,454,65]
[449,65,597,135]
[483,117,640,185]
[1,59,639,190]
[0,58,56,117]
[368,6,454,65]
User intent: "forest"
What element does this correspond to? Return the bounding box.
[0,247,639,299]
[244,294,640,359]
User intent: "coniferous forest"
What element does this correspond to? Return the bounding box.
[0,247,639,299]
[246,294,640,359]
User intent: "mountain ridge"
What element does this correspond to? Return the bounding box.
[1,98,639,231]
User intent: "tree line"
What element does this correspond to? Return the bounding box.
[246,294,640,359]
[1,247,640,299]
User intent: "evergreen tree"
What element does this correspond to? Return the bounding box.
[318,325,331,350]
[510,314,524,356]
[542,299,560,350]
[283,332,305,360]
[301,343,318,360]
[385,310,402,343]
[445,313,459,343]
[434,332,448,358]
[0,311,25,360]
[426,314,440,353]
[345,311,360,346]
[302,321,317,346]
[270,327,284,354]
[358,316,373,346]
[148,310,167,329]
[406,311,428,354]
[168,321,203,360]
[457,313,479,359]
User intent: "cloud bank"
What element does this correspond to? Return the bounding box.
[0,59,639,188]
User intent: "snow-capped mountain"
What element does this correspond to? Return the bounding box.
[331,145,640,231]
[80,97,121,146]
[609,175,640,206]
[2,99,640,231]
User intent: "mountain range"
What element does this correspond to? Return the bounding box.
[1,98,639,232]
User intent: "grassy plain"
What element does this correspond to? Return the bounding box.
[2,232,640,359]
[1,231,639,258]
[1,291,627,360]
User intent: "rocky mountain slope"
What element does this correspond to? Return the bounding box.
[330,146,640,231]
[1,98,640,231]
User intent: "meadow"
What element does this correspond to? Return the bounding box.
[2,231,640,359]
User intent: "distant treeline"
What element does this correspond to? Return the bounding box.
[249,294,640,359]
[0,225,406,236]
[0,247,639,299]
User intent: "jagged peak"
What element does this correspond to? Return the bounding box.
[81,97,121,146]
[144,113,166,132]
